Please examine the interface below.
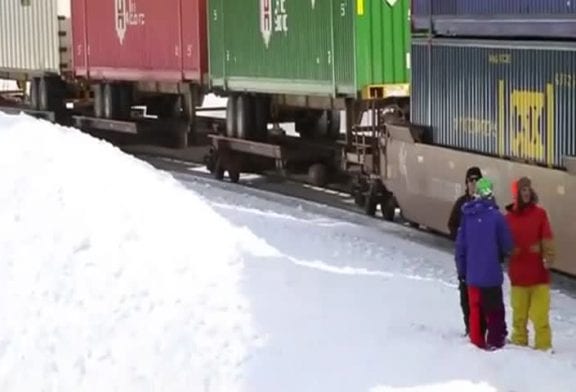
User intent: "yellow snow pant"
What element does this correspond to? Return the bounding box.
[510,285,552,350]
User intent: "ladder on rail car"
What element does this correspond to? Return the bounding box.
[343,99,388,177]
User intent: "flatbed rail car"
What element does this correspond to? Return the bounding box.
[206,133,339,186]
[207,0,411,202]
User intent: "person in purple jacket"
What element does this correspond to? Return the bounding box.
[456,178,514,350]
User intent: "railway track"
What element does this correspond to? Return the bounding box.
[120,147,576,295]
[1,101,575,291]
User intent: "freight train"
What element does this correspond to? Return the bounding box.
[1,0,576,277]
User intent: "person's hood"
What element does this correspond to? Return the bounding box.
[462,197,499,216]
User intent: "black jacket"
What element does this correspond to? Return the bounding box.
[447,193,474,241]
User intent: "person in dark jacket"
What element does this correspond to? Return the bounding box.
[456,178,514,350]
[448,166,483,336]
[448,167,483,240]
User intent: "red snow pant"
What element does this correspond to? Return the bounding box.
[468,286,507,349]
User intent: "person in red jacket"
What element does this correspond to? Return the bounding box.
[505,177,555,351]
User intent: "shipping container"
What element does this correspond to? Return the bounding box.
[412,0,576,39]
[208,0,410,99]
[0,0,70,79]
[411,38,576,168]
[72,0,207,83]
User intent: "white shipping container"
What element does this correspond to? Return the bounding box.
[0,0,69,78]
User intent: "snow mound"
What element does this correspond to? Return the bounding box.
[0,113,257,391]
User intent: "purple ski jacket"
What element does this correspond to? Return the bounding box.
[455,198,514,288]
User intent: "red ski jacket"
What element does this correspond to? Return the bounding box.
[505,202,555,286]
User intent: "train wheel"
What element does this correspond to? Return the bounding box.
[380,194,397,222]
[364,179,383,217]
[353,190,366,207]
[253,95,269,141]
[103,83,119,119]
[173,130,188,149]
[117,83,133,120]
[236,94,254,140]
[29,78,40,110]
[296,109,340,140]
[214,156,225,181]
[316,109,341,140]
[226,95,238,138]
[295,113,315,140]
[365,194,378,216]
[38,77,64,113]
[153,95,180,119]
[350,175,368,206]
[38,77,49,111]
[228,169,240,183]
[38,77,52,111]
[93,84,105,118]
[204,148,217,174]
[308,163,328,187]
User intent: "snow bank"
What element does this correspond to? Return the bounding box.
[0,113,258,391]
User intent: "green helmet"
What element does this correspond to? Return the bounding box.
[476,178,494,198]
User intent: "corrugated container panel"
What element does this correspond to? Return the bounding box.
[412,0,576,39]
[208,0,410,98]
[0,0,61,76]
[356,0,411,89]
[72,0,207,83]
[411,38,576,169]
[410,37,428,125]
[210,0,341,95]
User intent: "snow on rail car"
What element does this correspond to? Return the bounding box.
[71,0,209,146]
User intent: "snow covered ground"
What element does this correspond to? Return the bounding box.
[183,173,576,392]
[0,112,261,391]
[1,112,576,391]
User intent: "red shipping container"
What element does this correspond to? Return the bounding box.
[72,0,207,83]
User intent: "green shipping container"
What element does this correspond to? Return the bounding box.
[208,0,410,100]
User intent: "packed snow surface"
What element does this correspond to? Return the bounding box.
[0,113,260,391]
[2,112,576,392]
[185,163,576,391]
